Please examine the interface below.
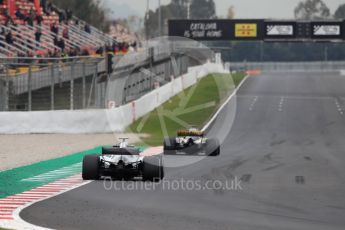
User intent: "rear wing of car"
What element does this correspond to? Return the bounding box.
[177,130,204,137]
[163,149,219,157]
[102,147,141,155]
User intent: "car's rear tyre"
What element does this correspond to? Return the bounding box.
[82,154,100,180]
[206,138,220,156]
[143,155,164,182]
[164,138,176,150]
[159,155,165,180]
[164,138,177,155]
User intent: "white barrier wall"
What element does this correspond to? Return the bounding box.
[0,62,228,134]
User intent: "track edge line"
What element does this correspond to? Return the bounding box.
[202,74,250,132]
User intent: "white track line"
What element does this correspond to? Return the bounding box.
[249,96,258,111]
[278,97,285,112]
[334,99,344,115]
[202,75,249,131]
[21,163,82,182]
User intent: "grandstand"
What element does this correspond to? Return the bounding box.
[0,0,116,58]
[0,1,169,112]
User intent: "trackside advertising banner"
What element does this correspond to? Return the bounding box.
[168,19,345,41]
[311,21,343,40]
[264,21,296,39]
[168,19,264,41]
[168,20,233,40]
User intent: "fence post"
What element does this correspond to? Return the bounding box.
[87,64,97,108]
[28,65,32,111]
[51,64,55,110]
[4,77,10,111]
[104,74,109,109]
[4,77,9,111]
[3,66,10,111]
[82,61,86,109]
[70,61,75,110]
[171,56,179,78]
[93,62,98,108]
[149,47,154,90]
[0,76,9,111]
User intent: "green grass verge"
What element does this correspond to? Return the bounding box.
[0,147,101,199]
[128,73,246,146]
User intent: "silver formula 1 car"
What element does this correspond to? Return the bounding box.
[82,138,164,181]
[163,128,220,156]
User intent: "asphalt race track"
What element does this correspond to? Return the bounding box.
[21,71,345,230]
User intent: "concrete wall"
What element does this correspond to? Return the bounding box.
[0,62,228,134]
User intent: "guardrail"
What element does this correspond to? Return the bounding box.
[230,61,345,72]
[0,52,193,111]
[0,57,104,111]
[0,39,216,112]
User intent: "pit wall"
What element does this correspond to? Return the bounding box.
[0,62,228,134]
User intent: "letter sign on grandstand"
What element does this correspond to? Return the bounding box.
[168,20,232,40]
[235,24,257,38]
[187,22,223,39]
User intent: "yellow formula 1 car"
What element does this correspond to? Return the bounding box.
[164,128,220,156]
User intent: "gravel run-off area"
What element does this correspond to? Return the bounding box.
[0,134,144,171]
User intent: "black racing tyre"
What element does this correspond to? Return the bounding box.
[143,155,163,182]
[82,154,100,180]
[164,138,176,150]
[159,155,165,180]
[164,138,177,155]
[206,138,220,156]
